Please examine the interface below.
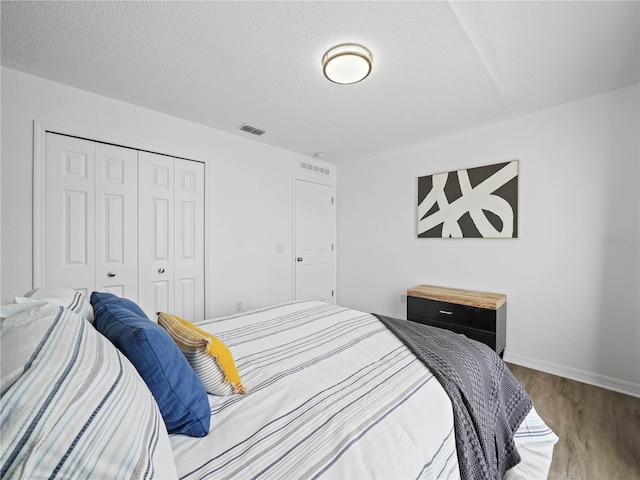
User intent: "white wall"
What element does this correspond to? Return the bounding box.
[338,84,640,395]
[0,67,334,317]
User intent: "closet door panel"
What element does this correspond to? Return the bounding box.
[44,133,95,295]
[152,281,171,314]
[138,151,175,319]
[95,144,138,299]
[174,159,205,321]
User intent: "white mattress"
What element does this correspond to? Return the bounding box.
[170,301,557,479]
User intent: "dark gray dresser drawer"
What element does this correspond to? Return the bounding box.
[407,296,496,331]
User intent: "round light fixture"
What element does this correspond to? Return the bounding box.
[323,44,372,85]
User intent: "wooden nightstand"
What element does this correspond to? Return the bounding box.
[407,284,507,357]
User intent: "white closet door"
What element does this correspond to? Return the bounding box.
[39,131,205,319]
[95,143,139,298]
[138,151,175,319]
[174,159,204,321]
[44,133,95,297]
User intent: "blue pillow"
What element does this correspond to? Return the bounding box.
[91,292,210,437]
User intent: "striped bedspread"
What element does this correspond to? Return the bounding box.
[170,301,556,480]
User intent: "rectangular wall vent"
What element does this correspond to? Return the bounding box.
[238,123,266,136]
[300,160,331,176]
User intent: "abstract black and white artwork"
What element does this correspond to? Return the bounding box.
[417,160,518,238]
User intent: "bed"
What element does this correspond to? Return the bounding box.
[1,289,557,479]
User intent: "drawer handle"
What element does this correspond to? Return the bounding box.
[439,310,453,315]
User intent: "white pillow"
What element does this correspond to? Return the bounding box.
[17,286,94,323]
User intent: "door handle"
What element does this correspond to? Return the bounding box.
[107,272,116,278]
[296,257,303,262]
[158,268,165,274]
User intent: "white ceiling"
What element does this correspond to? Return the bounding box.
[2,1,638,164]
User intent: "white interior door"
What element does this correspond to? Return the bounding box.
[138,151,175,319]
[294,179,335,303]
[44,133,95,297]
[38,128,205,320]
[174,159,205,321]
[94,143,138,298]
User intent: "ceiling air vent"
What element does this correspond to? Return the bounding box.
[238,123,266,136]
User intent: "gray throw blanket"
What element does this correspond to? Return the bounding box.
[374,314,532,480]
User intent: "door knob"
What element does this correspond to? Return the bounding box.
[296,257,303,262]
[158,268,165,274]
[107,272,116,277]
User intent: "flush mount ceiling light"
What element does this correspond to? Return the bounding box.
[323,44,372,85]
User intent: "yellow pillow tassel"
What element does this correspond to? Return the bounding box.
[204,338,247,394]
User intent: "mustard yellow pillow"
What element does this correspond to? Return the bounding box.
[157,312,246,395]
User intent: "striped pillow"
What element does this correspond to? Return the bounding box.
[0,302,59,394]
[158,312,246,396]
[0,302,178,479]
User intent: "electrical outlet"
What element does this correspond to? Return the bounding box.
[400,294,407,304]
[236,301,243,312]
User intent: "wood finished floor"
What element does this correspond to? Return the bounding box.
[507,363,640,480]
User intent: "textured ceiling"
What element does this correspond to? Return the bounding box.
[2,1,638,164]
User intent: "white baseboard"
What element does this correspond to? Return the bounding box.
[504,351,640,398]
